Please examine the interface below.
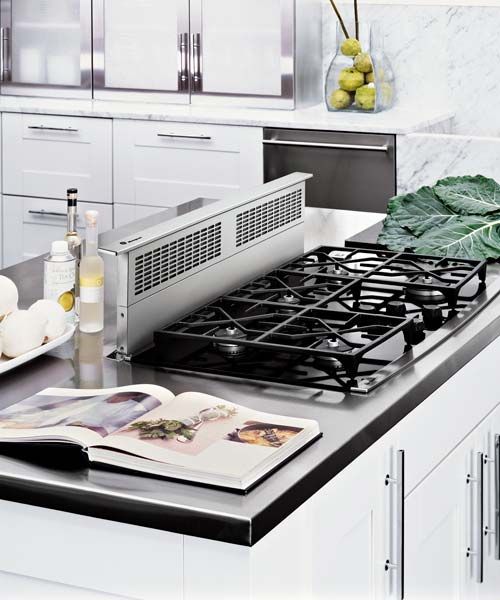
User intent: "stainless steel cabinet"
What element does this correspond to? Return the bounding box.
[93,0,321,108]
[0,0,92,98]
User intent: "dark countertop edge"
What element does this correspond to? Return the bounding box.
[250,312,500,545]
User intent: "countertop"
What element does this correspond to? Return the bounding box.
[0,96,453,134]
[1,232,500,547]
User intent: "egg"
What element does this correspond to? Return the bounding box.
[2,310,46,358]
[0,276,19,320]
[29,299,66,341]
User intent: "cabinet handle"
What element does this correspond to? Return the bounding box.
[157,133,211,141]
[0,27,10,82]
[178,32,189,92]
[495,435,500,560]
[467,452,484,584]
[191,32,202,92]
[385,449,405,599]
[28,209,77,219]
[263,139,389,152]
[28,125,79,133]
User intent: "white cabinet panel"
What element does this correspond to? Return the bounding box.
[3,195,113,267]
[114,203,166,229]
[196,0,283,97]
[113,119,263,207]
[2,113,112,203]
[0,500,183,600]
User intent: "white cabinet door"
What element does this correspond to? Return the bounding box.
[191,0,286,99]
[477,405,500,599]
[405,429,484,600]
[114,203,166,229]
[2,113,113,203]
[113,120,263,207]
[2,196,113,267]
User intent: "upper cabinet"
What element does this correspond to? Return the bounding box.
[0,0,92,98]
[0,0,322,109]
[93,0,190,104]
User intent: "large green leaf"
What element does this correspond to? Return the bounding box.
[377,216,418,251]
[414,215,500,259]
[389,186,458,236]
[435,175,500,215]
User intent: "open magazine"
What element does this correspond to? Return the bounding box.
[0,385,321,492]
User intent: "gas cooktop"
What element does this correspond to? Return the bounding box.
[134,246,490,394]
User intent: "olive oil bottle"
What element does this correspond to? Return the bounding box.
[64,188,82,316]
[79,211,104,333]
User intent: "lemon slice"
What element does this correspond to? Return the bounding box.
[58,290,75,312]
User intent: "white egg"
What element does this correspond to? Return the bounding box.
[0,276,19,320]
[2,310,46,358]
[29,299,66,341]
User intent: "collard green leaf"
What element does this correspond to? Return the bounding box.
[435,175,500,216]
[414,215,500,259]
[388,186,458,236]
[377,216,418,251]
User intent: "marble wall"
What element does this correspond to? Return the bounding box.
[322,3,500,137]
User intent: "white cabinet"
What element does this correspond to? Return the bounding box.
[113,119,263,207]
[2,113,112,203]
[2,196,113,267]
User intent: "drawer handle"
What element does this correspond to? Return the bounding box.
[262,139,389,152]
[28,209,78,219]
[28,125,79,133]
[467,452,484,584]
[385,449,405,600]
[157,133,212,141]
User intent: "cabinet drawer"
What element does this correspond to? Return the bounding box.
[114,119,263,207]
[2,113,113,203]
[2,196,113,268]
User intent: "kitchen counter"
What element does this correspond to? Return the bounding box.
[1,248,499,547]
[0,96,453,134]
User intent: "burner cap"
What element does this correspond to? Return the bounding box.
[213,326,247,357]
[406,276,445,303]
[277,293,301,314]
[316,338,350,367]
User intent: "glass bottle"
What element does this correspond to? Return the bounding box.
[79,210,104,333]
[64,188,82,316]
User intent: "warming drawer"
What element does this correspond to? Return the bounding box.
[263,129,396,213]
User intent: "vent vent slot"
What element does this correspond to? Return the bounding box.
[133,223,222,297]
[236,189,303,247]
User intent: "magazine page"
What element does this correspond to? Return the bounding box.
[93,392,315,478]
[0,385,175,448]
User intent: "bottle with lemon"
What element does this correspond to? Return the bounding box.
[43,241,76,323]
[79,211,104,334]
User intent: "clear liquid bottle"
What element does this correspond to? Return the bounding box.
[79,210,104,333]
[64,188,82,317]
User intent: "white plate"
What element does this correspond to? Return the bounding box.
[0,323,76,375]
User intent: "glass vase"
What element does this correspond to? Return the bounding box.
[325,22,395,114]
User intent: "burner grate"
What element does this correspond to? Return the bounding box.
[139,246,489,393]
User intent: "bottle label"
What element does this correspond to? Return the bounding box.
[80,277,104,304]
[44,261,76,321]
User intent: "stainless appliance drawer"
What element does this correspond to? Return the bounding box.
[263,129,396,212]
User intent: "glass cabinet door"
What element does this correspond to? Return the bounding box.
[93,0,190,103]
[190,0,293,107]
[1,0,91,97]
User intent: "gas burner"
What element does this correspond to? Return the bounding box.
[315,338,350,368]
[277,293,301,314]
[406,276,446,304]
[213,326,248,357]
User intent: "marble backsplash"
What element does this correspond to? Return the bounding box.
[322,3,500,137]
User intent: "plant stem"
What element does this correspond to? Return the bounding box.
[354,0,359,39]
[328,0,350,39]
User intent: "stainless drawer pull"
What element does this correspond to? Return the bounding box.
[495,435,500,560]
[28,209,78,219]
[157,133,212,141]
[28,125,79,133]
[467,452,484,583]
[385,449,405,600]
[263,139,389,152]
